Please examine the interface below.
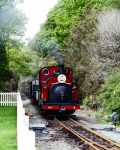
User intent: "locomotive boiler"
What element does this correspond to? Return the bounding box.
[31,65,80,114]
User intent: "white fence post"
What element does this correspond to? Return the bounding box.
[17,92,35,150]
[0,92,17,106]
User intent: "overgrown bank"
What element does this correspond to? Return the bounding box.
[98,70,120,114]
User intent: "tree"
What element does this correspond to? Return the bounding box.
[31,0,120,97]
[0,0,25,90]
[98,70,120,114]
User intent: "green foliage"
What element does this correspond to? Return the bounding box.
[0,38,9,81]
[31,0,120,98]
[98,71,120,113]
[0,0,28,90]
[8,48,32,76]
[32,0,119,54]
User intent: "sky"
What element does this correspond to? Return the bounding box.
[19,0,58,42]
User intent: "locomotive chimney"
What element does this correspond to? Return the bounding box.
[59,64,65,74]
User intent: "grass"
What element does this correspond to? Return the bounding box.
[0,107,17,150]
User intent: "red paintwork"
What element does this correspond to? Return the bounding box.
[39,66,73,102]
[37,66,80,112]
[39,66,73,87]
[41,104,80,110]
[72,86,78,101]
[41,86,48,100]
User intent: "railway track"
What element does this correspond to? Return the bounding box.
[56,118,120,150]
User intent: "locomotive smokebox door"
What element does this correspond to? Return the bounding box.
[57,74,66,83]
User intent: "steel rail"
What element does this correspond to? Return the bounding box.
[56,118,120,150]
[71,119,120,150]
[57,119,100,150]
[59,120,109,150]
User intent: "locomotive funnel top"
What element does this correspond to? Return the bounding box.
[59,64,65,74]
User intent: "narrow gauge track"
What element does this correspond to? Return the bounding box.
[56,118,120,150]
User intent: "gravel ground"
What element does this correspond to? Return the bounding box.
[35,127,80,150]
[75,109,120,144]
[22,98,120,149]
[36,140,79,150]
[22,99,81,150]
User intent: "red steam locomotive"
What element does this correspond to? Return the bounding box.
[31,65,80,114]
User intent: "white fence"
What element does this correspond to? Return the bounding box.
[17,93,35,150]
[0,92,17,106]
[0,92,35,150]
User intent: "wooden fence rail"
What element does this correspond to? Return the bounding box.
[0,92,17,106]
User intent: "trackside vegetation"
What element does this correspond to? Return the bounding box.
[98,70,120,114]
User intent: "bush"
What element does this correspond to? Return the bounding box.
[98,70,120,114]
